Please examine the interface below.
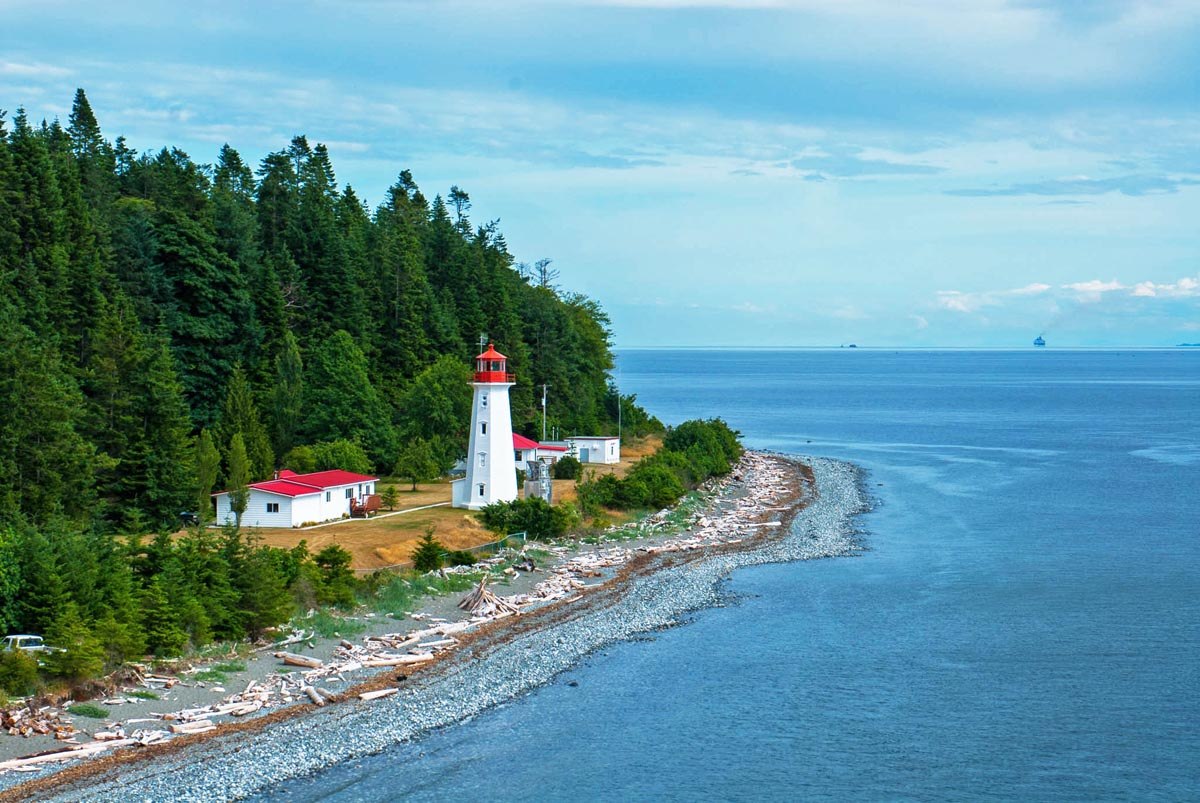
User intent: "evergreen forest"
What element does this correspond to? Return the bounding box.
[0,89,654,678]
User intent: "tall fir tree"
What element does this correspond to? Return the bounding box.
[217,365,274,480]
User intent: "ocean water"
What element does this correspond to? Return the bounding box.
[270,349,1199,801]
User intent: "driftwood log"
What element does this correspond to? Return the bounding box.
[274,652,323,669]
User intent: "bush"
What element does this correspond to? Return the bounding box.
[576,418,742,513]
[480,498,576,540]
[411,529,444,573]
[552,455,582,480]
[447,550,477,567]
[281,445,318,473]
[313,545,357,608]
[283,440,374,475]
[67,703,109,719]
[0,650,39,696]
[312,440,374,475]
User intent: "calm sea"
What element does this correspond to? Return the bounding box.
[269,349,1199,801]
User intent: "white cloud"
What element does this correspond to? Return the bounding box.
[911,314,929,330]
[1130,276,1200,297]
[936,282,1052,313]
[1062,279,1126,293]
[0,60,72,78]
[1062,278,1126,302]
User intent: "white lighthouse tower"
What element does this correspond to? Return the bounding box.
[452,343,518,510]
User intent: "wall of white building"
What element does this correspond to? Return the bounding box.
[215,492,295,528]
[570,437,620,464]
[214,480,377,527]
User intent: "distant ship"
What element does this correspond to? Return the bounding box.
[1033,335,1046,347]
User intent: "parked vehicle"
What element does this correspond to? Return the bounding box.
[3,634,49,653]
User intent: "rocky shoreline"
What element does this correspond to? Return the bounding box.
[9,454,868,802]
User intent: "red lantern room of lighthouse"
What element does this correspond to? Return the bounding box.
[474,343,514,383]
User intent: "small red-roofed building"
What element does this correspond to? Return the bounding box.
[212,469,379,528]
[512,433,569,471]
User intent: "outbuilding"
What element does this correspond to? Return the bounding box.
[213,469,378,528]
[567,436,620,464]
[513,433,569,472]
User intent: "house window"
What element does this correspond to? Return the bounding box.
[481,422,487,435]
[366,483,373,494]
[514,450,522,462]
[479,453,487,468]
[478,483,485,497]
[345,488,353,499]
[325,491,331,502]
[266,502,280,513]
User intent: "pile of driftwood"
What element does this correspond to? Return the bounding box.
[0,706,76,741]
[458,578,521,616]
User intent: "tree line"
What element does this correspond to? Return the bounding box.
[0,88,638,533]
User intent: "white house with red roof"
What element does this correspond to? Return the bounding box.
[512,433,567,471]
[213,469,378,528]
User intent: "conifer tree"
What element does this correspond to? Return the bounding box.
[301,330,396,469]
[195,429,221,524]
[44,602,105,680]
[227,433,251,528]
[271,330,304,459]
[218,365,274,480]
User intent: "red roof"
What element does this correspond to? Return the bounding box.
[290,469,377,488]
[476,343,506,361]
[242,479,323,498]
[513,433,540,450]
[512,434,568,452]
[213,469,377,497]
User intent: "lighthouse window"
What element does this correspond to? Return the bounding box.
[491,360,502,371]
[479,453,487,468]
[480,422,487,435]
[478,483,485,497]
[481,393,488,408]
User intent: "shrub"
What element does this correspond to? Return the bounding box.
[313,545,357,608]
[447,550,477,567]
[411,529,444,573]
[44,603,105,681]
[552,455,582,480]
[281,444,318,473]
[68,703,109,719]
[480,498,576,540]
[0,650,39,697]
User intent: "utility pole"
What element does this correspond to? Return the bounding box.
[541,384,549,441]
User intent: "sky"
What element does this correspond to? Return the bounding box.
[3,0,1199,347]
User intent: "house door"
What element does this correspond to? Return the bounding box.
[580,447,590,462]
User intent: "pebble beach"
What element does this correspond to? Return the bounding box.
[5,455,868,802]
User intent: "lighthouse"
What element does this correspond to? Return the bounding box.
[451,343,518,509]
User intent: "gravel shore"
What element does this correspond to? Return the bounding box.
[24,456,867,802]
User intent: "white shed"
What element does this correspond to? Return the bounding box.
[213,469,378,528]
[568,436,620,464]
